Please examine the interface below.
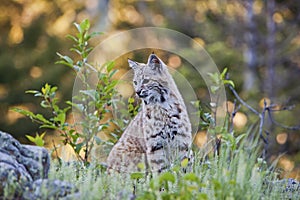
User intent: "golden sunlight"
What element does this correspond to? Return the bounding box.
[116,82,134,98]
[273,12,283,24]
[233,112,247,129]
[8,25,24,45]
[276,132,288,145]
[30,66,43,79]
[7,104,34,124]
[279,156,295,172]
[194,131,207,147]
[259,98,271,108]
[168,55,182,69]
[0,84,8,100]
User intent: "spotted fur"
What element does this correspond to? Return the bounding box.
[107,53,192,173]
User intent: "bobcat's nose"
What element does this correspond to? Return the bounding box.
[137,89,147,98]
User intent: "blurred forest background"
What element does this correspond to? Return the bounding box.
[1,0,300,179]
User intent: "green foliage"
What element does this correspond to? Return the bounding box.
[12,83,70,131]
[208,67,234,94]
[127,97,139,117]
[192,100,215,130]
[46,129,286,200]
[26,132,46,146]
[13,20,119,165]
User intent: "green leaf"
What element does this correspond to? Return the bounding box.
[70,48,82,56]
[94,136,102,145]
[207,72,219,84]
[109,69,118,79]
[11,108,35,118]
[184,173,199,182]
[181,158,189,168]
[210,85,219,93]
[41,83,52,95]
[80,89,97,101]
[236,133,246,144]
[220,67,228,80]
[56,52,73,65]
[55,60,73,68]
[88,31,102,39]
[80,19,90,31]
[26,135,35,143]
[54,112,66,125]
[66,34,78,42]
[159,172,175,184]
[212,179,221,190]
[35,114,51,124]
[75,142,84,154]
[130,172,144,180]
[39,124,57,129]
[74,22,82,34]
[25,90,39,95]
[137,162,145,170]
[128,97,135,104]
[223,80,235,88]
[197,193,208,200]
[105,61,115,72]
[50,86,58,93]
[26,132,46,147]
[40,100,50,108]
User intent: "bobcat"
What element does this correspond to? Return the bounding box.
[107,53,192,173]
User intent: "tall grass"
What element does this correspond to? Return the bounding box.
[47,129,296,200]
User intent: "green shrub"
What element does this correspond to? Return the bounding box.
[13,19,121,165]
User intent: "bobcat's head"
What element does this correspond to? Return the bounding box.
[128,53,170,105]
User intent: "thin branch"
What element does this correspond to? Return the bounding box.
[228,85,268,144]
[229,100,241,133]
[228,85,260,115]
[266,108,300,130]
[258,100,268,144]
[52,139,62,166]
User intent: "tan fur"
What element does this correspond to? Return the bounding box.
[107,54,192,173]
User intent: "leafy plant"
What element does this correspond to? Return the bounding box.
[13,19,120,165]
[26,132,46,147]
[208,67,235,94]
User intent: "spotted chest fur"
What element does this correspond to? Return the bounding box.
[142,91,192,171]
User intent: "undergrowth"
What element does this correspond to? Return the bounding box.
[47,134,290,200]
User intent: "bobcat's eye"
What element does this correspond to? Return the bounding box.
[133,81,137,85]
[142,79,150,84]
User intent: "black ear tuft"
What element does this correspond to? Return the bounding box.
[147,53,163,73]
[148,54,160,64]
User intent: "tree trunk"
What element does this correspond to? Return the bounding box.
[243,0,259,93]
[265,0,276,98]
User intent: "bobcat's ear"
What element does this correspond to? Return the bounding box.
[128,59,138,69]
[147,53,165,73]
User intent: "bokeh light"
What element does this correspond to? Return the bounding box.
[276,132,288,145]
[233,112,248,129]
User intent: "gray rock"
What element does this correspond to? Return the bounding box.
[0,131,50,181]
[0,130,79,199]
[23,179,80,200]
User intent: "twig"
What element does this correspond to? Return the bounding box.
[229,85,268,144]
[229,100,241,133]
[266,108,300,130]
[228,85,260,115]
[52,139,62,166]
[258,100,268,144]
